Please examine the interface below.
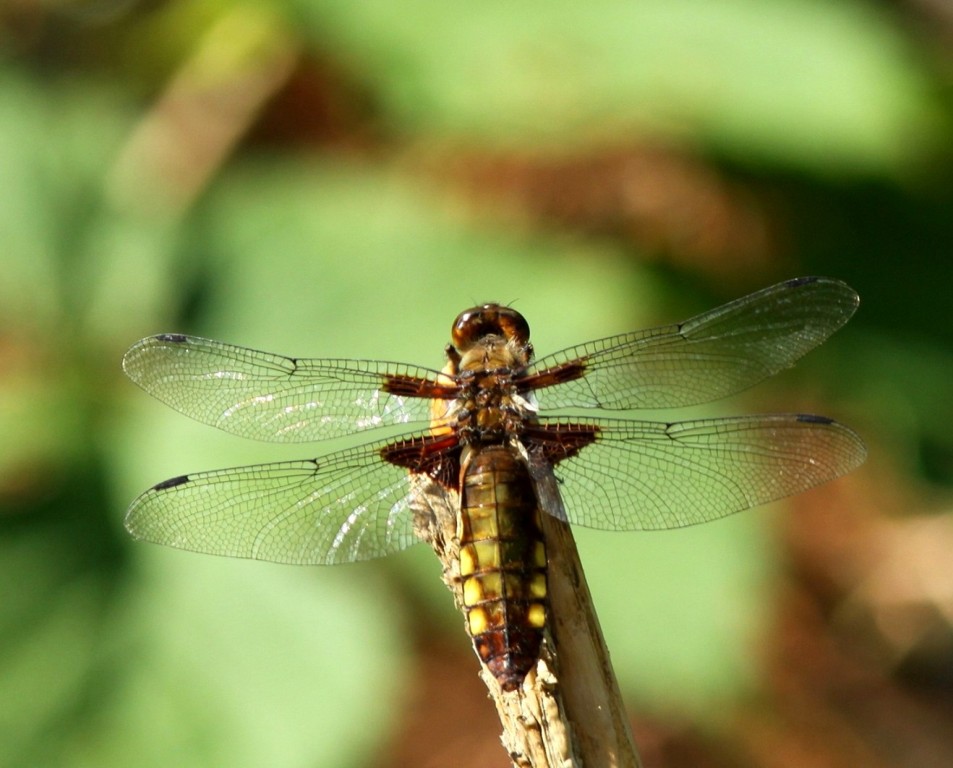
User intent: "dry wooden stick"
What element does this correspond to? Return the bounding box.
[413,476,642,767]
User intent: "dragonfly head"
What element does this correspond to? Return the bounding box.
[451,304,530,353]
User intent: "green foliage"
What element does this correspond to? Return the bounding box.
[1,0,951,765]
[291,0,941,172]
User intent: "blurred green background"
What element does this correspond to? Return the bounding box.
[1,1,951,766]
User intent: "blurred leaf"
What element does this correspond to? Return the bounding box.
[0,366,89,487]
[0,534,103,766]
[118,0,233,85]
[0,534,405,768]
[195,159,653,358]
[291,0,941,174]
[0,68,219,347]
[0,70,198,491]
[835,331,953,486]
[579,511,773,714]
[80,556,406,768]
[0,74,77,333]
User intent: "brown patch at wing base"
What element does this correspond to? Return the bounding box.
[523,422,600,464]
[380,433,461,492]
[382,374,460,399]
[518,359,588,392]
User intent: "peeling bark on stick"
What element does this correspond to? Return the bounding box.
[412,475,642,768]
[537,513,641,768]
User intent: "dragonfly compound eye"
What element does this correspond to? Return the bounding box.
[451,304,531,352]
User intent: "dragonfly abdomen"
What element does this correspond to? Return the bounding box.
[458,445,548,692]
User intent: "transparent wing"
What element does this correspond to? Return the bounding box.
[527,276,858,410]
[124,434,455,565]
[122,334,447,443]
[528,414,866,530]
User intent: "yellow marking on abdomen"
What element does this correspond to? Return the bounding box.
[533,541,546,568]
[529,573,546,599]
[527,604,546,628]
[460,540,500,573]
[468,607,489,635]
[463,577,483,605]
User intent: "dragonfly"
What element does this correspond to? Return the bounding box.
[123,276,866,691]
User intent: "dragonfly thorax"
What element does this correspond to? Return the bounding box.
[450,375,535,444]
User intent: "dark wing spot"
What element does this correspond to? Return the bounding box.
[155,333,189,343]
[796,413,834,425]
[784,275,820,288]
[153,474,190,491]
